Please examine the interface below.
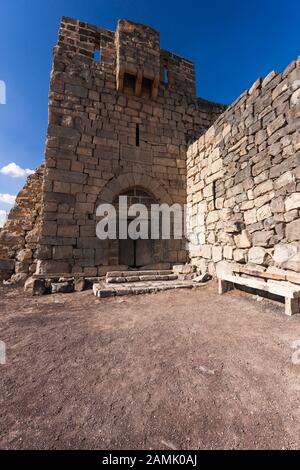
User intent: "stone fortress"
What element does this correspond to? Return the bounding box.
[0,16,299,285]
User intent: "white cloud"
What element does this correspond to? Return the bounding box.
[0,162,34,178]
[0,209,7,228]
[0,193,16,205]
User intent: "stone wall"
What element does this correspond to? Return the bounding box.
[0,165,44,281]
[37,16,225,275]
[187,57,300,275]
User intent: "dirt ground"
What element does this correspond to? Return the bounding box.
[0,281,300,450]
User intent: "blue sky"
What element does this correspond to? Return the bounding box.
[0,0,299,224]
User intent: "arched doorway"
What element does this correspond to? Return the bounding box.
[97,173,181,270]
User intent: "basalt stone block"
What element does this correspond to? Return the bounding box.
[98,288,115,298]
[36,260,70,274]
[74,278,92,292]
[51,282,74,294]
[0,259,15,271]
[25,278,48,296]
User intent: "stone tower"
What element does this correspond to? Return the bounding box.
[0,17,226,279]
[36,17,225,276]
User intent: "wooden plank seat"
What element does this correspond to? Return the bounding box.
[233,265,300,285]
[218,270,300,316]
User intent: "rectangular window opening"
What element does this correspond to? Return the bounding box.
[141,77,152,98]
[123,73,136,94]
[136,124,140,147]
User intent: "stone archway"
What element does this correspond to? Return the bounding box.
[97,173,174,269]
[97,172,173,205]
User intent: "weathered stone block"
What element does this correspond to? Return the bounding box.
[257,204,272,221]
[248,246,268,265]
[234,230,252,248]
[173,264,195,274]
[270,197,285,213]
[206,211,219,224]
[223,246,233,260]
[286,219,300,241]
[273,244,298,265]
[201,245,212,259]
[282,253,300,272]
[244,208,257,225]
[36,260,70,274]
[252,230,274,247]
[52,246,73,259]
[57,225,79,238]
[267,115,286,136]
[253,180,273,198]
[284,210,299,223]
[274,171,295,190]
[212,246,222,263]
[233,249,247,263]
[285,193,300,211]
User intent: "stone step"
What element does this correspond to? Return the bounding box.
[93,280,199,298]
[106,273,178,284]
[107,269,173,278]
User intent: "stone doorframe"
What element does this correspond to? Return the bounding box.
[96,172,174,269]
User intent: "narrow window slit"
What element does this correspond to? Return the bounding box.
[136,124,140,147]
[212,180,217,210]
[163,67,169,85]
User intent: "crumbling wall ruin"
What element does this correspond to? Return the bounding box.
[187,57,300,275]
[0,165,44,281]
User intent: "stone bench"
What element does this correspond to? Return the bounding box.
[218,267,300,316]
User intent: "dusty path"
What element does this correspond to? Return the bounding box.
[0,281,300,450]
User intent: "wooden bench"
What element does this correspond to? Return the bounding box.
[218,267,300,316]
